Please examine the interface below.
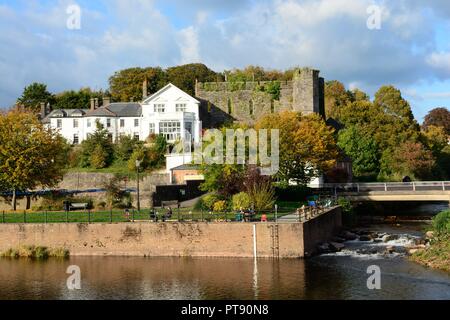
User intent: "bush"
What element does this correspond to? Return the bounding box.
[213,200,227,212]
[67,146,83,168]
[127,146,148,172]
[432,210,450,235]
[115,135,141,161]
[232,192,251,211]
[248,181,275,211]
[201,194,222,211]
[91,145,107,169]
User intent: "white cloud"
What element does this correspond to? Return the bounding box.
[177,26,201,64]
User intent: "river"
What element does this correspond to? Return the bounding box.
[0,203,449,300]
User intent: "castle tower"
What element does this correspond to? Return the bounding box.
[292,68,325,118]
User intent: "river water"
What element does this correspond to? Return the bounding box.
[0,203,449,300]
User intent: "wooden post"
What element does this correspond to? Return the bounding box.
[110,208,113,223]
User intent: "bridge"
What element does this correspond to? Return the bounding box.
[320,181,450,205]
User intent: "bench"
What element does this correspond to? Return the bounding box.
[69,203,88,211]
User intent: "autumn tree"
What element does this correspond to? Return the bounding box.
[0,110,69,210]
[384,141,435,180]
[423,107,450,135]
[324,80,352,120]
[255,111,339,185]
[16,83,55,112]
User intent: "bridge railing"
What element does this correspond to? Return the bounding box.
[321,181,450,194]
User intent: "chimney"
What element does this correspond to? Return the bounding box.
[90,98,95,111]
[46,102,52,115]
[40,102,46,119]
[143,78,148,100]
[103,96,111,107]
[94,98,99,109]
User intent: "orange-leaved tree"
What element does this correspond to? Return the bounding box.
[0,110,69,210]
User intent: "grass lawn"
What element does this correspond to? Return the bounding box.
[0,203,297,224]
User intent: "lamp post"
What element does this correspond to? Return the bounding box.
[136,159,142,212]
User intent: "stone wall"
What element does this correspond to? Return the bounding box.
[196,68,325,127]
[0,172,170,211]
[0,207,342,258]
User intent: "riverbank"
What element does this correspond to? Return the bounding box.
[410,234,450,272]
[0,207,342,258]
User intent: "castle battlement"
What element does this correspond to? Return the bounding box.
[195,68,325,127]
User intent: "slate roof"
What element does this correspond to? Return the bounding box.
[171,164,202,171]
[107,103,142,117]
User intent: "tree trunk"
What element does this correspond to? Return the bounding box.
[12,189,16,211]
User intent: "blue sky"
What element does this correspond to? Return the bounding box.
[1,0,450,123]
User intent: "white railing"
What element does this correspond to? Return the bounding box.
[321,181,450,194]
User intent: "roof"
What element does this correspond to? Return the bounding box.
[84,106,117,117]
[107,103,142,117]
[143,83,200,104]
[171,164,202,171]
[47,109,88,118]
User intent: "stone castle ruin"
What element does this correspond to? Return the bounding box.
[195,68,325,127]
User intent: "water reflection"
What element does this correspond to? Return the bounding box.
[0,254,449,300]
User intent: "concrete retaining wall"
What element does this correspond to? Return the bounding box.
[0,207,342,258]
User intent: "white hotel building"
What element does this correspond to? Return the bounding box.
[42,83,202,147]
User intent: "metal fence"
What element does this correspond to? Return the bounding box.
[0,205,297,224]
[321,181,450,194]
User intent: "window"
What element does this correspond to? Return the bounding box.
[120,119,125,128]
[149,123,155,134]
[134,133,140,140]
[107,118,111,128]
[87,119,91,128]
[57,119,62,128]
[159,121,181,141]
[107,134,113,142]
[73,119,79,128]
[73,134,79,145]
[134,119,139,127]
[154,104,165,113]
[176,103,187,112]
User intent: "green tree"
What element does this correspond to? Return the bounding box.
[54,88,105,110]
[16,83,55,112]
[109,67,167,102]
[0,110,68,210]
[166,63,220,96]
[79,122,114,168]
[337,125,380,178]
[147,134,168,168]
[115,135,142,162]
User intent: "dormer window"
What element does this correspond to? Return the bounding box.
[176,103,187,112]
[154,104,165,113]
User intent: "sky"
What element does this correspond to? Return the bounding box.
[1,0,450,123]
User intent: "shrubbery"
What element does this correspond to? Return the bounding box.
[232,192,251,211]
[432,210,450,235]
